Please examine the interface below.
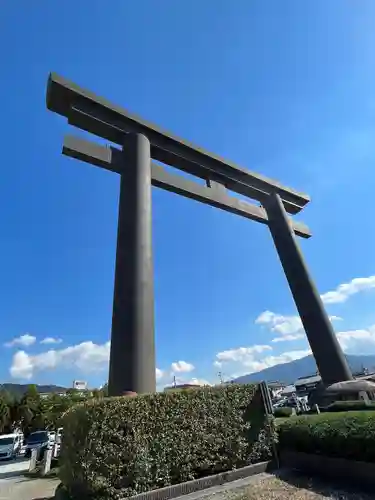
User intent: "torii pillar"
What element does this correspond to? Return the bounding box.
[265,193,352,386]
[107,133,156,396]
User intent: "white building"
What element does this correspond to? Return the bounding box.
[280,384,296,397]
[294,375,322,396]
[73,380,88,391]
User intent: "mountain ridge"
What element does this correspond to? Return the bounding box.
[2,354,375,394]
[232,354,375,384]
[0,383,67,398]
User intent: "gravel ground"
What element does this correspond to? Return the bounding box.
[0,471,371,500]
[198,472,375,500]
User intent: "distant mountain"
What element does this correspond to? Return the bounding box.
[232,354,375,385]
[0,383,67,398]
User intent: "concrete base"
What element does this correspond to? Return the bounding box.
[29,449,38,472]
[55,461,274,500]
[41,449,52,477]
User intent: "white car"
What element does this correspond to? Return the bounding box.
[0,433,23,460]
[273,398,288,409]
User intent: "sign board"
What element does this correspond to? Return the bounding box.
[73,380,87,391]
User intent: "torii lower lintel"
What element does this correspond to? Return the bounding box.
[62,135,312,239]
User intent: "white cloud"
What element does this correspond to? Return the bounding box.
[336,325,375,352]
[9,340,163,381]
[40,337,62,345]
[329,316,343,322]
[155,368,164,380]
[256,310,342,343]
[170,360,195,373]
[5,334,36,348]
[271,334,304,343]
[215,345,272,368]
[321,275,375,304]
[163,376,212,390]
[256,311,302,335]
[187,377,211,386]
[239,349,312,375]
[214,343,311,377]
[256,311,305,342]
[155,361,200,390]
[10,351,34,379]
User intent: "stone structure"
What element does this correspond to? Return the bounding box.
[46,73,352,396]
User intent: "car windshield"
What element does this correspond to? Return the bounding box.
[28,432,48,444]
[0,438,14,445]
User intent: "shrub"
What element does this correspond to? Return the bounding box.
[59,384,274,499]
[325,400,375,412]
[274,407,293,418]
[278,411,375,462]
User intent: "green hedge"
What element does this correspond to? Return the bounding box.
[59,384,274,499]
[278,411,375,462]
[325,400,375,412]
[274,407,293,418]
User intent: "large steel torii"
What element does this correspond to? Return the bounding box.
[46,73,352,396]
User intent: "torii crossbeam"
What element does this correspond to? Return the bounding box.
[46,73,352,395]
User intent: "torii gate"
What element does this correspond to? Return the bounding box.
[46,73,352,396]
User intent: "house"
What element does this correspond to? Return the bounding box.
[164,382,209,392]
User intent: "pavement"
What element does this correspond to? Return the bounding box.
[0,457,30,481]
[0,457,59,499]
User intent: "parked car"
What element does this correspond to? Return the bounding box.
[56,427,63,444]
[25,431,50,459]
[48,431,56,443]
[0,432,23,460]
[273,398,288,409]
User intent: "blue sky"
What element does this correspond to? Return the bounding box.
[2,1,375,389]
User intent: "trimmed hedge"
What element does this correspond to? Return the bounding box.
[325,400,375,412]
[278,411,375,462]
[274,407,293,418]
[59,384,274,499]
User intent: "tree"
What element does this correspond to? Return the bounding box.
[0,384,108,434]
[0,396,10,433]
[99,383,108,397]
[17,385,44,435]
[92,389,101,399]
[25,385,40,400]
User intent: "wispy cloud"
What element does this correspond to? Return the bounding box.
[5,334,36,348]
[321,275,375,304]
[10,341,111,379]
[256,310,341,343]
[170,360,195,373]
[40,337,62,345]
[214,345,311,377]
[337,326,375,352]
[9,339,181,386]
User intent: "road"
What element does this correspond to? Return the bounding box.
[0,457,59,500]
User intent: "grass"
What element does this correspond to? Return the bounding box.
[274,416,299,426]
